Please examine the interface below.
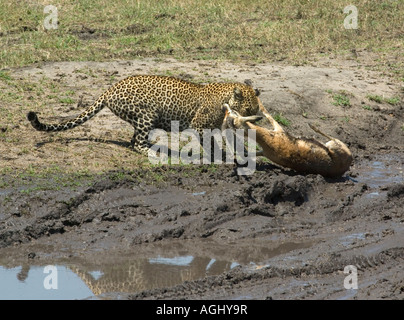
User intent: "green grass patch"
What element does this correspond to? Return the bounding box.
[0,70,12,81]
[367,94,401,105]
[367,94,383,103]
[385,97,400,105]
[59,97,75,104]
[332,93,351,107]
[273,113,291,127]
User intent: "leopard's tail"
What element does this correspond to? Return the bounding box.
[27,97,105,132]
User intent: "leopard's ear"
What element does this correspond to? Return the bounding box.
[234,87,243,101]
[254,88,260,97]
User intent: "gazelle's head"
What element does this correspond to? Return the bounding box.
[221,103,262,131]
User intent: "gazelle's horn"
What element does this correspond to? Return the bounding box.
[241,115,263,124]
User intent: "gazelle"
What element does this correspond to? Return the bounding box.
[222,101,353,178]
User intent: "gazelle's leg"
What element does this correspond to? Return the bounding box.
[257,97,284,133]
[308,124,335,141]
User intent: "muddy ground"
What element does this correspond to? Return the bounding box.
[0,57,403,300]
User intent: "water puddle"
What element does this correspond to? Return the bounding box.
[351,154,403,191]
[0,239,312,299]
[0,265,92,300]
[339,232,367,247]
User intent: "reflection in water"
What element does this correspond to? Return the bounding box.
[149,255,194,266]
[68,256,234,296]
[0,265,92,300]
[0,240,312,299]
[0,256,232,299]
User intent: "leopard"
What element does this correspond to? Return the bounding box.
[27,75,261,154]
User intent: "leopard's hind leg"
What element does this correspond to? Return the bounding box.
[128,110,160,155]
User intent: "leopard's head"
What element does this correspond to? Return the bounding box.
[227,84,260,117]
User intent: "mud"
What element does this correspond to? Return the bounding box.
[0,58,403,299]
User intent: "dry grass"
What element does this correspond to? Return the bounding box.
[0,0,403,78]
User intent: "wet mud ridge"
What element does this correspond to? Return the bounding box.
[1,159,403,299]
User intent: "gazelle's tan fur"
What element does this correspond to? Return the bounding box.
[222,99,353,178]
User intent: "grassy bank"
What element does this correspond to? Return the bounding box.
[0,0,403,78]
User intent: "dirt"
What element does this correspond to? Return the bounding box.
[0,57,403,300]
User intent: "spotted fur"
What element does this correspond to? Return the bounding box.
[27,75,260,154]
